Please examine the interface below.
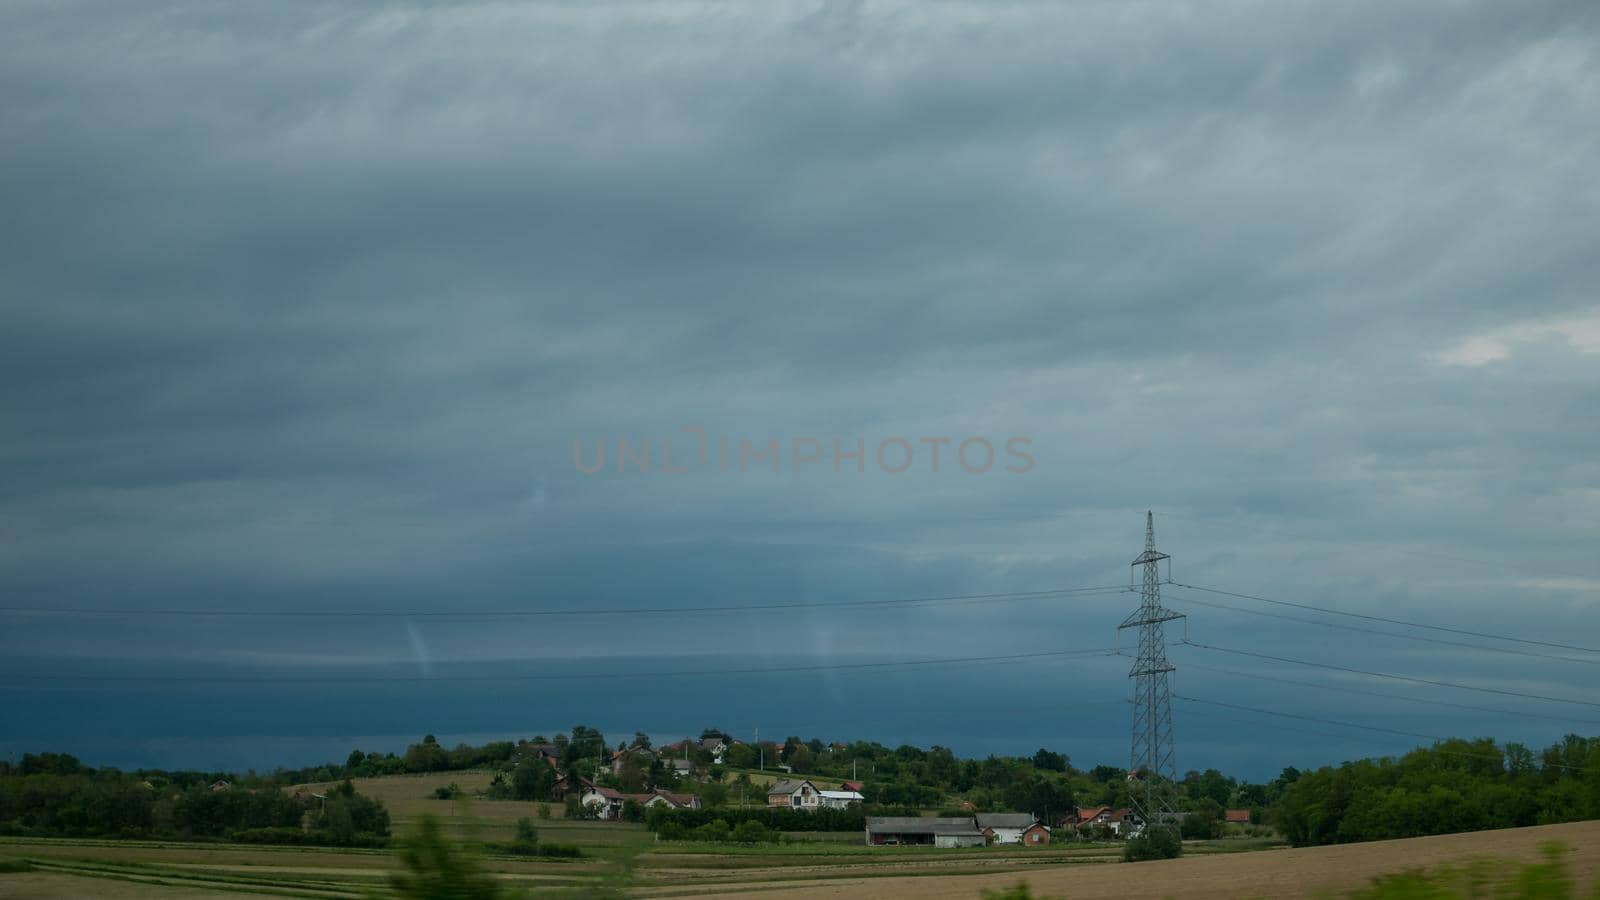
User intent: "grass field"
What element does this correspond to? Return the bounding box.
[3,771,1594,898]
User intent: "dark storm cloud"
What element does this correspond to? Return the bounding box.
[1,0,1598,773]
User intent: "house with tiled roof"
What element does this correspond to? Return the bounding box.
[1063,805,1142,836]
[766,779,819,809]
[580,786,701,819]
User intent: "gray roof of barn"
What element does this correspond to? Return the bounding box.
[865,817,983,836]
[975,813,1037,829]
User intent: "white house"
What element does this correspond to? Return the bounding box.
[580,787,628,819]
[818,789,864,809]
[975,813,1037,845]
[766,779,820,809]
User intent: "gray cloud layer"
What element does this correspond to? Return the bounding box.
[2,0,1598,773]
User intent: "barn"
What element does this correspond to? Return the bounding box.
[865,817,986,848]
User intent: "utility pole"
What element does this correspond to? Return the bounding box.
[1119,510,1182,835]
[756,727,763,771]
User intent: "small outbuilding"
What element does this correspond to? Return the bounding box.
[818,789,865,809]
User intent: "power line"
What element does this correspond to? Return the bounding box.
[1182,661,1600,729]
[0,646,1124,685]
[1166,590,1600,667]
[1174,703,1382,748]
[1159,511,1600,583]
[1174,694,1437,743]
[1172,581,1600,655]
[1180,639,1600,710]
[0,584,1131,620]
[1172,694,1589,773]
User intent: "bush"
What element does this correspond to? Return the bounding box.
[504,816,539,856]
[0,858,33,874]
[514,817,538,844]
[537,843,583,858]
[694,819,732,842]
[433,783,461,800]
[389,816,508,900]
[730,820,780,844]
[228,826,389,848]
[1123,825,1182,862]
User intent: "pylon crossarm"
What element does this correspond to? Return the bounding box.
[1118,610,1185,629]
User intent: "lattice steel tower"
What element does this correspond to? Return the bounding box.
[1120,510,1183,830]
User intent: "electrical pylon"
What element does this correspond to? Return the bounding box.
[1119,510,1183,832]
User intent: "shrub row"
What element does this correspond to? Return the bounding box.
[229,827,389,848]
[644,804,920,834]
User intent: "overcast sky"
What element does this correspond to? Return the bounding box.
[2,0,1598,777]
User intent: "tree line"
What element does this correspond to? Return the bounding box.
[0,753,389,846]
[1273,735,1600,846]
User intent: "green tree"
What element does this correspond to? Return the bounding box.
[511,761,553,801]
[616,754,648,792]
[700,783,729,808]
[1180,799,1223,839]
[1032,749,1068,772]
[725,743,757,769]
[404,737,449,773]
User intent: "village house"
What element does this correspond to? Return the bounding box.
[699,736,730,764]
[580,787,702,820]
[1020,822,1052,846]
[646,789,700,811]
[1225,808,1252,825]
[975,812,1037,845]
[579,787,629,819]
[1063,805,1143,836]
[766,779,820,809]
[610,745,657,775]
